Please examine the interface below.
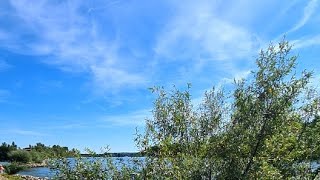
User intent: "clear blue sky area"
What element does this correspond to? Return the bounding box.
[0,0,319,152]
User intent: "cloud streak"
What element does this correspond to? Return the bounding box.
[292,35,320,49]
[2,0,146,93]
[287,0,318,33]
[99,109,151,126]
[154,1,260,62]
[0,129,47,136]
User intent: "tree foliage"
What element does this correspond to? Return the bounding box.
[3,163,26,175]
[49,149,142,180]
[135,40,320,179]
[0,142,77,164]
[0,142,17,161]
[8,150,32,164]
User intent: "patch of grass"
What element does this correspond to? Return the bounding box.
[1,174,23,180]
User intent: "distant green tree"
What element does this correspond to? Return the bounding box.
[0,142,18,161]
[8,150,32,164]
[0,142,10,161]
[27,143,76,159]
[0,141,77,164]
[10,142,17,150]
[32,142,46,152]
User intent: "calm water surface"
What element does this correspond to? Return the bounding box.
[18,167,54,178]
[16,158,319,179]
[17,157,143,179]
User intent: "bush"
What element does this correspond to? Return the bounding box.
[8,150,31,163]
[134,40,320,179]
[29,151,44,163]
[49,149,142,180]
[4,163,26,175]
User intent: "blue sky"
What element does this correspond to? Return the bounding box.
[0,0,319,152]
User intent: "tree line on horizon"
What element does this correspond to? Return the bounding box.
[0,141,77,163]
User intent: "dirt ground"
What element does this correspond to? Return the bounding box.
[0,175,7,180]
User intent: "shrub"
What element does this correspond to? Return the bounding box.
[8,150,31,163]
[135,40,320,179]
[29,151,44,163]
[49,149,142,180]
[4,163,26,175]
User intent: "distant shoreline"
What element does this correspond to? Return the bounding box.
[80,152,143,157]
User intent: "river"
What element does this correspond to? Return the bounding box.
[17,157,143,179]
[18,167,54,178]
[13,159,320,179]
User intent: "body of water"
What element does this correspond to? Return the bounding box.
[0,161,10,165]
[18,167,54,178]
[16,159,320,179]
[17,157,143,179]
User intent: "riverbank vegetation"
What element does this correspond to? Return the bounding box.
[0,142,77,164]
[2,163,26,175]
[0,142,77,175]
[0,174,23,180]
[50,40,320,179]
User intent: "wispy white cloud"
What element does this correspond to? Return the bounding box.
[292,34,320,49]
[99,109,151,126]
[154,1,260,62]
[221,70,251,85]
[47,123,88,130]
[12,129,46,136]
[87,0,122,13]
[2,0,146,93]
[0,129,48,136]
[1,0,266,96]
[287,0,318,33]
[91,65,147,92]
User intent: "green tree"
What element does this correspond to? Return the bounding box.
[136,40,320,179]
[0,142,18,161]
[8,150,32,164]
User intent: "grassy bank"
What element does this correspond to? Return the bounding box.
[0,174,23,180]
